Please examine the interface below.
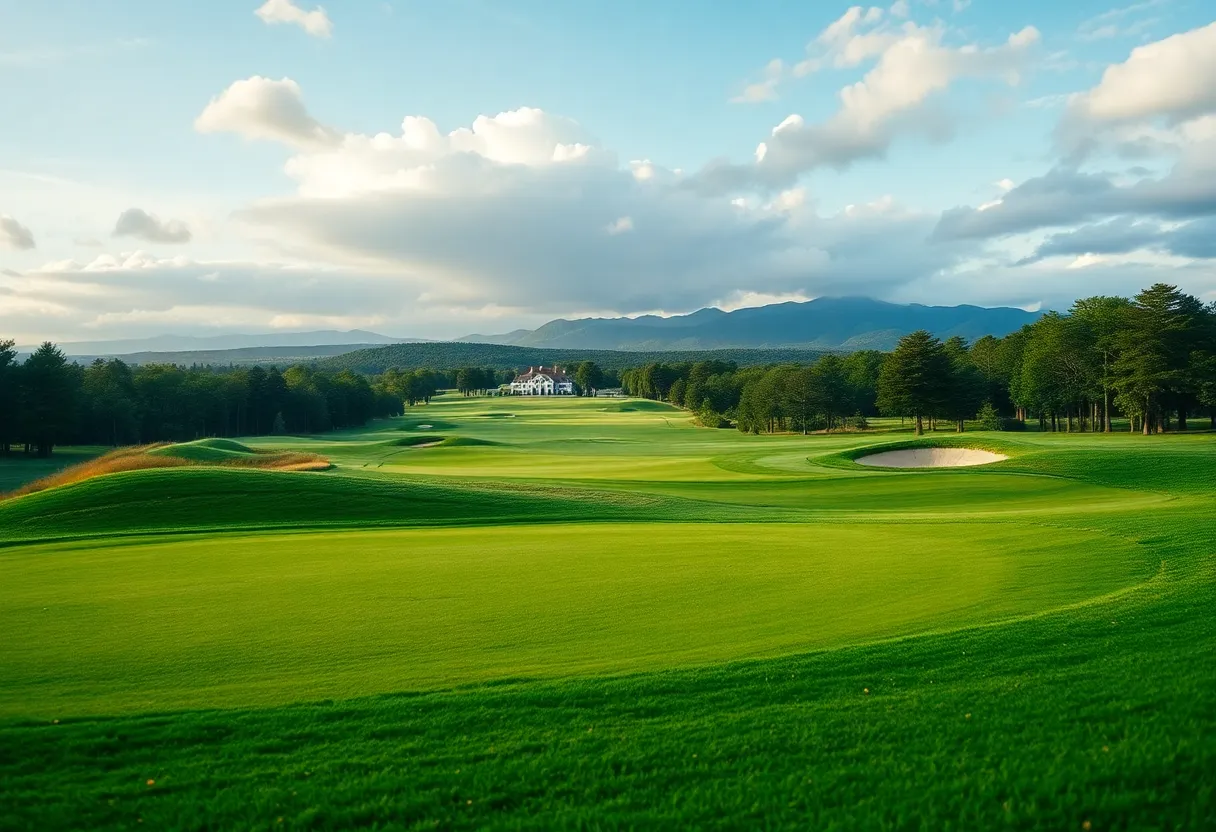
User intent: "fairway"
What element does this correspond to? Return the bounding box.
[0,522,1154,717]
[1,395,1213,829]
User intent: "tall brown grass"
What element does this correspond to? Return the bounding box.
[2,445,330,501]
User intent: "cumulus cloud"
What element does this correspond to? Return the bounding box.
[0,251,442,342]
[254,0,332,38]
[195,76,340,148]
[1060,21,1216,156]
[1017,216,1216,264]
[894,256,1216,310]
[705,13,1040,192]
[112,208,193,244]
[934,162,1216,241]
[186,74,989,314]
[0,215,36,250]
[1070,21,1216,124]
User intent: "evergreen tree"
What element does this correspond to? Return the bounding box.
[1113,284,1202,434]
[0,339,20,455]
[876,331,952,435]
[21,342,78,457]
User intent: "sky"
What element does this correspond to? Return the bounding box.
[1,0,1215,344]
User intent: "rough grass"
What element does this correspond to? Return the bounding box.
[0,442,329,501]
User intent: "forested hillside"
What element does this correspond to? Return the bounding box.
[458,297,1040,350]
[320,342,827,373]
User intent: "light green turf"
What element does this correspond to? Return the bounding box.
[0,393,1209,723]
[1,394,1215,829]
[0,521,1154,717]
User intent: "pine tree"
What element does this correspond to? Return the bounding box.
[877,330,952,435]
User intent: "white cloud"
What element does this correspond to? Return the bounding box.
[731,59,785,104]
[1065,22,1216,128]
[112,208,193,244]
[254,0,333,38]
[0,252,432,342]
[195,76,340,148]
[1077,0,1163,42]
[933,162,1216,241]
[186,77,990,314]
[605,216,634,235]
[0,215,36,250]
[889,0,910,17]
[704,16,1040,192]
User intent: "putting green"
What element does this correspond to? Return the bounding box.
[0,521,1154,717]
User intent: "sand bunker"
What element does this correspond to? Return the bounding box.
[856,448,1008,468]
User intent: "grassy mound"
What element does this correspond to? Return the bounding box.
[148,438,257,462]
[396,419,458,432]
[600,400,681,413]
[0,468,659,544]
[1,443,328,502]
[389,435,447,447]
[437,436,501,447]
[387,435,501,450]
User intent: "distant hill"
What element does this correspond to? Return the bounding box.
[458,297,1040,351]
[29,329,414,356]
[320,343,830,374]
[64,344,389,367]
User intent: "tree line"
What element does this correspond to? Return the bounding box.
[617,284,1216,436]
[0,347,622,458]
[620,354,884,433]
[0,342,406,457]
[5,283,1211,454]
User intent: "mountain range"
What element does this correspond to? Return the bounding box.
[23,298,1041,363]
[21,330,414,356]
[458,297,1040,351]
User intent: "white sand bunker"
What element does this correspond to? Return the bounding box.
[856,447,1008,468]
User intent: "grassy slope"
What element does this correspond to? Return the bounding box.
[0,523,1153,717]
[0,397,1213,829]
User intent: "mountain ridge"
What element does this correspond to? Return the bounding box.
[458,297,1039,351]
[21,329,418,356]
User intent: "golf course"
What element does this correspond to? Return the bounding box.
[1,396,1213,829]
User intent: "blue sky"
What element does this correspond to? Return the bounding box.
[2,0,1214,342]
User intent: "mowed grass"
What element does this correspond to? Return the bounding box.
[0,522,1155,717]
[0,394,1214,828]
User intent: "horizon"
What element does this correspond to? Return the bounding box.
[16,293,1049,351]
[2,1,1214,343]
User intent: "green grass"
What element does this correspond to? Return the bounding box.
[0,395,1214,829]
[0,446,108,492]
[0,522,1155,717]
[146,438,259,463]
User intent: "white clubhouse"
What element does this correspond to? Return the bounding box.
[510,366,575,396]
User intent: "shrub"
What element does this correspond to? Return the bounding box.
[697,404,731,429]
[977,401,1001,431]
